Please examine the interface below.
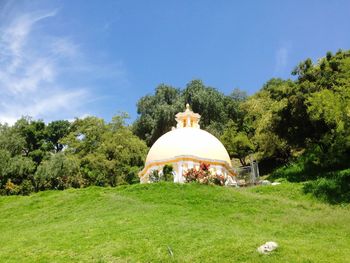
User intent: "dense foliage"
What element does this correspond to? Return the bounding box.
[132,80,247,145]
[0,115,147,195]
[265,50,350,202]
[303,169,350,204]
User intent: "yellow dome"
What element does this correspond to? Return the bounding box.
[139,104,235,181]
[145,127,232,165]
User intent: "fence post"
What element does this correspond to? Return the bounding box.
[250,156,255,184]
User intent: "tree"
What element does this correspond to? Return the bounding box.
[221,121,254,166]
[242,87,291,165]
[61,116,107,157]
[0,149,35,194]
[182,80,228,130]
[133,80,245,146]
[263,50,350,181]
[46,120,71,152]
[225,88,248,127]
[133,84,183,146]
[34,153,83,191]
[13,117,49,164]
[0,124,26,156]
[62,114,148,187]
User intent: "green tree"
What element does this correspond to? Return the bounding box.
[0,124,26,156]
[63,114,148,187]
[46,120,71,152]
[133,84,183,146]
[182,80,228,130]
[0,149,35,194]
[133,80,245,146]
[34,153,83,191]
[267,50,350,185]
[61,116,107,157]
[242,86,291,165]
[0,122,36,194]
[13,117,50,164]
[225,88,248,127]
[221,121,254,166]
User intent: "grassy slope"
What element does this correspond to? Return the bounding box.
[0,183,349,263]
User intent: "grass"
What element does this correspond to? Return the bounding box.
[0,182,349,262]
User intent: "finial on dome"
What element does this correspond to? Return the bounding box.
[175,103,201,129]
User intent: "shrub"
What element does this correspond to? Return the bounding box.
[183,162,228,186]
[0,150,36,195]
[125,166,141,184]
[270,162,305,182]
[34,153,84,191]
[19,179,35,195]
[149,170,161,183]
[148,165,174,183]
[303,169,350,204]
[162,164,174,182]
[270,142,350,183]
[5,180,20,195]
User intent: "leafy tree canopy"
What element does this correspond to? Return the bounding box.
[133,79,247,146]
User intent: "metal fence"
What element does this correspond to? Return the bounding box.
[235,161,260,186]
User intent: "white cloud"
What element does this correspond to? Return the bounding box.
[0,8,90,125]
[0,58,56,94]
[50,38,80,58]
[274,46,289,75]
[1,10,57,72]
[0,89,88,123]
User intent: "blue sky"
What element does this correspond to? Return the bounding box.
[0,0,349,124]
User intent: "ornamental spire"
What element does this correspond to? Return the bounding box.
[175,104,201,129]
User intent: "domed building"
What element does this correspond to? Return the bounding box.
[139,104,236,183]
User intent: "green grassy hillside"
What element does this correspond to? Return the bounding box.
[0,183,349,262]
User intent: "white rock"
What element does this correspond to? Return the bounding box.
[271,182,281,186]
[225,176,238,187]
[261,180,271,185]
[257,241,278,254]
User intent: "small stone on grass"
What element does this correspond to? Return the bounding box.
[257,241,278,254]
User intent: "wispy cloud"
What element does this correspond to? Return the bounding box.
[0,6,90,124]
[1,10,57,72]
[50,37,80,58]
[274,46,290,75]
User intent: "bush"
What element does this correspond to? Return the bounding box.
[19,180,35,195]
[149,170,161,183]
[34,153,84,191]
[270,162,306,182]
[269,147,335,182]
[148,165,174,183]
[5,180,20,195]
[162,164,174,182]
[183,163,227,186]
[303,169,350,204]
[125,166,141,184]
[0,150,36,195]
